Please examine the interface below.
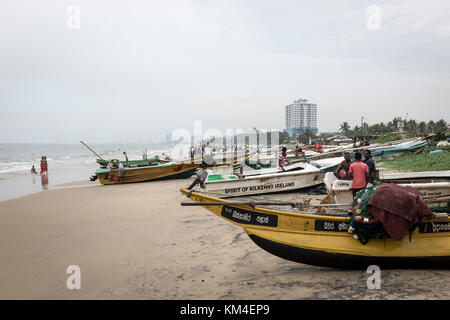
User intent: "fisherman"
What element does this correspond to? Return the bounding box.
[118,162,125,183]
[142,149,148,159]
[363,149,376,184]
[187,164,208,190]
[348,152,369,197]
[31,165,38,174]
[333,152,352,179]
[279,147,290,171]
[123,151,129,167]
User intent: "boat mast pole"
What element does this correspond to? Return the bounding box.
[80,141,105,161]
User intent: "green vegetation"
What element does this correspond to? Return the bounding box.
[338,118,448,139]
[379,152,450,172]
[374,133,402,144]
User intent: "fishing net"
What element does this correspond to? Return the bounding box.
[348,185,388,245]
[347,184,440,245]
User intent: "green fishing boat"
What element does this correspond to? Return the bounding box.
[96,157,168,168]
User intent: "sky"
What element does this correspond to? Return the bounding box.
[0,0,449,143]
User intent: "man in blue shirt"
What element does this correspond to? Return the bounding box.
[363,149,376,184]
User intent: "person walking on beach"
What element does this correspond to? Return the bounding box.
[279,147,290,171]
[363,149,376,184]
[348,152,369,197]
[334,152,352,179]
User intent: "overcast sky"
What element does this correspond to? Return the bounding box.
[1,0,449,143]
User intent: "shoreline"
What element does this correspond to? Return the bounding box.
[0,164,99,202]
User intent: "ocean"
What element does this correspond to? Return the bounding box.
[0,143,173,201]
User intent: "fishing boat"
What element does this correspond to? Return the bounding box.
[95,157,168,168]
[96,161,199,185]
[292,138,427,162]
[371,139,427,157]
[245,149,342,170]
[323,171,450,206]
[191,157,343,197]
[179,189,450,269]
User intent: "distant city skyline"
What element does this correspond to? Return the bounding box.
[1,1,450,143]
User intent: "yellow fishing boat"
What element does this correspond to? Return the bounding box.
[96,162,199,185]
[180,188,450,269]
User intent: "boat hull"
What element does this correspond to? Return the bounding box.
[249,234,450,269]
[180,188,450,269]
[202,170,325,197]
[324,172,450,206]
[97,163,198,184]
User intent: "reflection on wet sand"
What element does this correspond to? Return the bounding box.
[41,174,49,190]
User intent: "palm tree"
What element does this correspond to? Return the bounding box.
[418,121,426,135]
[406,119,417,135]
[339,122,351,136]
[435,119,448,133]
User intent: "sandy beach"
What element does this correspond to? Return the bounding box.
[0,175,449,300]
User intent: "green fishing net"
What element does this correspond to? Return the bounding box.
[348,185,388,245]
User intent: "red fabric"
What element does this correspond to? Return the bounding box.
[367,184,432,241]
[349,161,368,189]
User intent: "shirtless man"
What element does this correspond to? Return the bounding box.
[333,152,352,179]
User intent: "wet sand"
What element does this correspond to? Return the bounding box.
[0,175,449,299]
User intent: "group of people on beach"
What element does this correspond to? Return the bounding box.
[277,144,377,198]
[334,150,377,197]
[353,137,371,148]
[31,156,48,175]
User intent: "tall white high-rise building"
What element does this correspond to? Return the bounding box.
[285,98,318,136]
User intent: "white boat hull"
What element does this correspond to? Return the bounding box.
[323,172,450,205]
[202,168,325,198]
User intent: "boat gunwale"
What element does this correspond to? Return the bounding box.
[179,188,350,221]
[96,161,198,173]
[180,188,450,224]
